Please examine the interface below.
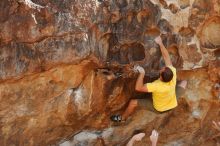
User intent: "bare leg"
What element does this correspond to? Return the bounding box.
[178,80,187,89]
[122,99,138,120]
[176,80,187,98]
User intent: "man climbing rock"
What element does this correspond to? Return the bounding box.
[111,36,178,122]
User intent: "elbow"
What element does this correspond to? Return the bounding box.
[135,86,140,92]
[135,86,148,92]
[135,86,142,92]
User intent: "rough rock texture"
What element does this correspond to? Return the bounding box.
[59,67,220,146]
[0,0,219,146]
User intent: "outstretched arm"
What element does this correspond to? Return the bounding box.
[134,66,148,92]
[155,36,172,66]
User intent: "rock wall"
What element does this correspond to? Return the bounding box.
[0,0,219,146]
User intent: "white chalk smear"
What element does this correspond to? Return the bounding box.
[31,14,37,24]
[24,0,44,11]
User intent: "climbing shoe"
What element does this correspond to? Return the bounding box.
[110,114,122,122]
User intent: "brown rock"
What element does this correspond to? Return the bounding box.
[129,42,146,62]
[60,67,219,145]
[167,44,183,68]
[111,10,121,23]
[167,44,179,56]
[193,0,212,12]
[144,26,161,38]
[199,16,220,49]
[0,60,98,146]
[127,11,135,24]
[208,60,220,83]
[159,0,168,8]
[168,3,179,14]
[0,0,219,146]
[179,0,190,9]
[179,26,195,37]
[137,9,150,23]
[187,44,202,62]
[188,8,203,28]
[214,48,220,57]
[158,19,173,33]
[178,39,202,68]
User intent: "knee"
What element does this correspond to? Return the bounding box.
[129,99,138,107]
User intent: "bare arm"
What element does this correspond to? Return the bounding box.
[155,36,172,66]
[135,73,148,92]
[150,130,159,146]
[134,66,148,92]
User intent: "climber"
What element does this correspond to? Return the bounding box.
[111,36,178,122]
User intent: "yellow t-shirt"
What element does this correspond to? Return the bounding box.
[146,66,177,112]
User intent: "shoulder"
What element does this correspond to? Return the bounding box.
[167,65,176,74]
[147,80,163,88]
[167,65,177,83]
[146,80,162,92]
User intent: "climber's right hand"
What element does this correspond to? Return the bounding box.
[134,65,145,75]
[154,36,163,45]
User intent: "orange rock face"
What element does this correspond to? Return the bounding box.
[199,16,220,49]
[0,0,219,146]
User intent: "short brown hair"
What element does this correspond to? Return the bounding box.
[161,67,173,82]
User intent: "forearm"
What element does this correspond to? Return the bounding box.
[159,43,169,59]
[152,142,157,146]
[158,42,172,66]
[135,73,145,90]
[126,139,134,146]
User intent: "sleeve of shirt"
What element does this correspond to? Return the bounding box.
[146,82,158,92]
